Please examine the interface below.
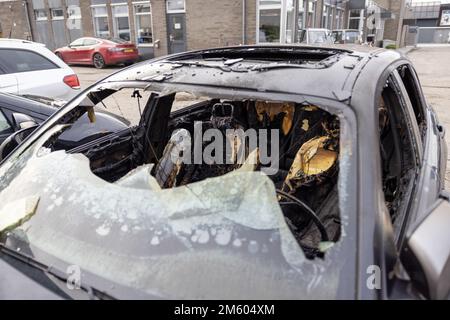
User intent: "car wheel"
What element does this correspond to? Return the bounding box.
[93,53,105,69]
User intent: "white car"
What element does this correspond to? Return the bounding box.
[0,39,80,101]
[298,28,333,45]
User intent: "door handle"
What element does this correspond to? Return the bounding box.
[437,124,445,137]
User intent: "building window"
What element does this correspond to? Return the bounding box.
[285,0,307,43]
[51,8,65,20]
[66,3,82,40]
[348,9,361,30]
[67,5,82,19]
[336,8,343,29]
[322,4,332,29]
[285,0,294,43]
[134,2,153,45]
[258,0,282,43]
[166,0,185,13]
[258,0,315,43]
[34,9,48,21]
[112,4,130,41]
[297,0,305,32]
[259,9,281,43]
[92,5,109,38]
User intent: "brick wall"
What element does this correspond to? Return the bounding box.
[79,0,93,36]
[385,0,404,43]
[0,0,32,40]
[185,0,243,50]
[246,0,256,44]
[150,0,168,56]
[315,0,324,28]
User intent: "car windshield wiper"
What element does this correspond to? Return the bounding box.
[0,242,116,300]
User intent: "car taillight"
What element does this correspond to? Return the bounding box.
[108,47,122,52]
[63,74,80,89]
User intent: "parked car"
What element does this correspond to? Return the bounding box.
[331,29,362,44]
[0,45,449,300]
[55,37,139,69]
[297,28,333,44]
[0,39,80,101]
[0,92,129,157]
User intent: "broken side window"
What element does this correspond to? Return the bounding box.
[379,77,419,231]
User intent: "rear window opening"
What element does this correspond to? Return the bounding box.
[53,87,343,260]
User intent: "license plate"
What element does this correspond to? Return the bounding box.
[124,49,134,53]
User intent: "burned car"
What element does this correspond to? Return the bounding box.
[0,45,449,300]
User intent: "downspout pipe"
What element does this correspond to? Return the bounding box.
[242,0,247,44]
[23,0,33,41]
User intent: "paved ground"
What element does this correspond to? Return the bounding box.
[407,46,450,188]
[72,66,120,89]
[72,65,205,124]
[73,47,450,184]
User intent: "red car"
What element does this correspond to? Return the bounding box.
[55,37,139,69]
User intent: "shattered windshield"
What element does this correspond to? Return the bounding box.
[0,71,356,298]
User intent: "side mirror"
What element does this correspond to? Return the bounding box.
[12,113,38,130]
[402,198,450,300]
[0,124,39,161]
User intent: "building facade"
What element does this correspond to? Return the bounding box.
[0,0,407,58]
[347,0,408,46]
[401,1,450,46]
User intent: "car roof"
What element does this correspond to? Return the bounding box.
[0,38,46,48]
[0,39,68,68]
[112,44,403,103]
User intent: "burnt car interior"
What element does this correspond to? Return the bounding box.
[46,88,343,260]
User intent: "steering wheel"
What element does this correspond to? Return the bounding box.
[277,189,329,242]
[0,125,39,161]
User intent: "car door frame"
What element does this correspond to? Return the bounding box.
[388,69,424,243]
[66,38,88,63]
[373,67,424,299]
[391,62,448,257]
[351,56,426,300]
[79,38,99,63]
[368,62,440,300]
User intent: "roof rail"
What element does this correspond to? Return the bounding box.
[0,38,45,46]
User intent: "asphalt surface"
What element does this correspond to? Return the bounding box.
[73,66,120,89]
[407,47,450,188]
[73,47,450,186]
[72,65,206,125]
